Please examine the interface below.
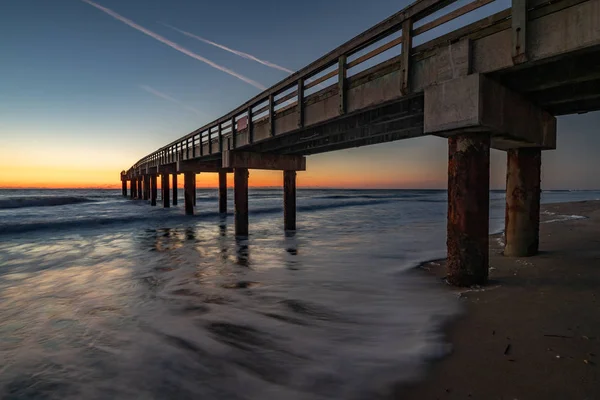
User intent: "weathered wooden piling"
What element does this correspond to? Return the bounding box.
[283,170,297,231]
[219,170,227,214]
[234,168,249,236]
[161,174,170,208]
[130,178,136,199]
[172,174,178,206]
[184,172,195,215]
[143,176,149,200]
[447,133,490,286]
[150,175,157,206]
[505,148,541,257]
[137,179,143,200]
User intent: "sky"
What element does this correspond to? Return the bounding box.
[0,0,598,189]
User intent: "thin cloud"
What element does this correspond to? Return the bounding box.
[139,85,201,115]
[80,0,266,90]
[160,22,294,74]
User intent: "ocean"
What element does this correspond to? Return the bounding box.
[0,188,599,399]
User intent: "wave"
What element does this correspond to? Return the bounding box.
[0,198,394,236]
[315,194,398,200]
[0,196,95,210]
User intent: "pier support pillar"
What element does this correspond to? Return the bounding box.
[172,174,178,206]
[504,148,541,257]
[219,170,227,214]
[161,174,170,208]
[184,172,195,215]
[447,133,490,286]
[122,180,127,197]
[283,170,296,231]
[234,168,249,236]
[130,178,136,199]
[150,175,157,206]
[143,176,150,201]
[137,179,143,200]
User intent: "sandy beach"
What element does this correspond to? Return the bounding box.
[400,200,600,399]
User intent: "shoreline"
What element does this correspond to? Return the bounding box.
[397,200,600,399]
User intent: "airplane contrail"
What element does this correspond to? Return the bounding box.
[160,22,294,74]
[80,0,266,90]
[139,85,201,115]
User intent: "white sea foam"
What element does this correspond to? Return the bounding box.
[543,214,587,223]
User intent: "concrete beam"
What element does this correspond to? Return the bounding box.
[177,159,230,174]
[223,151,306,171]
[146,166,158,175]
[158,164,177,175]
[424,74,556,150]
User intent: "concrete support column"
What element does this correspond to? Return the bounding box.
[219,170,227,214]
[172,174,178,206]
[121,180,127,197]
[184,172,195,215]
[131,179,137,199]
[234,168,249,236]
[143,176,150,200]
[137,179,142,200]
[150,175,157,206]
[283,170,296,231]
[161,174,170,208]
[505,148,541,257]
[447,133,490,286]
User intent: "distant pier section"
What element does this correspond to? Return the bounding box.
[122,0,600,286]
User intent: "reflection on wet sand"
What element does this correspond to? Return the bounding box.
[235,237,250,267]
[0,203,459,400]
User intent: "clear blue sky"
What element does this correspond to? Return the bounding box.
[0,0,598,188]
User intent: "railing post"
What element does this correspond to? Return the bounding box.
[200,132,204,156]
[231,116,237,149]
[512,0,527,64]
[247,107,253,144]
[338,55,347,115]
[401,18,413,95]
[218,124,223,153]
[269,94,275,137]
[297,78,304,128]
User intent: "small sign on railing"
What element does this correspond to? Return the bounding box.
[237,116,248,131]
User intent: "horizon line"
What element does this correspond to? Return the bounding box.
[1,187,597,191]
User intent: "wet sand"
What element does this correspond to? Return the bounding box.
[401,200,600,400]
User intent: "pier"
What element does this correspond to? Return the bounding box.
[122,0,600,286]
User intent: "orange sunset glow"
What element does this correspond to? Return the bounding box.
[0,137,451,189]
